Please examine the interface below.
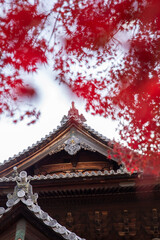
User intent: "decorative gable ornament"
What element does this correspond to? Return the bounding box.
[50,136,96,156]
[6,170,38,208]
[64,136,81,155]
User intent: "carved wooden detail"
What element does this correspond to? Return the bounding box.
[144,208,160,239]
[66,212,74,230]
[114,210,136,239]
[94,211,101,239]
[34,196,160,240]
[93,211,111,240]
[34,161,110,175]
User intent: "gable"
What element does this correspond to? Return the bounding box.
[0,170,84,240]
[0,103,120,178]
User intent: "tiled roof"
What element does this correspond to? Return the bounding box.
[0,171,85,240]
[0,168,134,183]
[0,102,111,168]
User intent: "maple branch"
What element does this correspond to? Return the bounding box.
[48,11,60,44]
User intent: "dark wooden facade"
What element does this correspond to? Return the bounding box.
[0,103,160,240]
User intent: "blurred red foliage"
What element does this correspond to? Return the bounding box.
[0,0,159,173]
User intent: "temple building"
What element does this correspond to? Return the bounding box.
[0,103,160,240]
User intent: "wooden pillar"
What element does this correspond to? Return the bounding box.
[15,219,26,240]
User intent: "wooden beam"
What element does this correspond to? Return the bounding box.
[15,219,26,240]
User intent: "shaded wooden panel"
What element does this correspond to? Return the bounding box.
[25,221,50,240]
[0,221,16,240]
[38,161,109,175]
[31,149,120,176]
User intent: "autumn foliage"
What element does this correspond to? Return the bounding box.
[0,0,159,173]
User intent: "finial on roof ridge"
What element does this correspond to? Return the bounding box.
[68,101,79,117]
[72,101,75,108]
[61,102,86,124]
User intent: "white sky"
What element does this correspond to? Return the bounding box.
[0,66,119,162]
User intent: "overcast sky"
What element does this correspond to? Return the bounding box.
[0,66,119,162]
